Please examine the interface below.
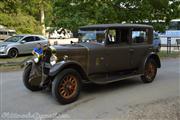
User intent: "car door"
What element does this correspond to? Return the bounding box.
[130,28,153,68]
[105,29,131,72]
[19,36,36,54]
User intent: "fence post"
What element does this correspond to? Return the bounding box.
[167,37,171,54]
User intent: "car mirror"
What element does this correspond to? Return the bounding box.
[20,40,26,44]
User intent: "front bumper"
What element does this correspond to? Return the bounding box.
[0,48,9,56]
[0,52,8,56]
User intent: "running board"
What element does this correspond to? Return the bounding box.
[90,74,143,84]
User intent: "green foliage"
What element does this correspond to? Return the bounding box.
[53,0,180,32]
[0,0,180,33]
[0,13,42,34]
[0,0,51,34]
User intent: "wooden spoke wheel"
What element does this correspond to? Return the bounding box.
[141,59,157,83]
[59,74,78,99]
[52,69,81,104]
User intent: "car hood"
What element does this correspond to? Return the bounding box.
[52,43,88,64]
[53,43,86,52]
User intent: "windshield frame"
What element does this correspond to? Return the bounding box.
[4,36,24,42]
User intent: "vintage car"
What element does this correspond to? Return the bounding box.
[23,24,161,104]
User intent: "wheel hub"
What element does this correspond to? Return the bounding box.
[59,74,77,99]
[145,63,155,79]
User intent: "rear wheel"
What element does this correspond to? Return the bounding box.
[8,48,18,58]
[23,64,42,91]
[141,59,157,83]
[52,69,81,104]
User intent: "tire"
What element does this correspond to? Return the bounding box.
[141,59,157,83]
[8,48,18,58]
[23,64,42,91]
[52,68,81,104]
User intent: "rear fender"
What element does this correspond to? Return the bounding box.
[139,52,161,73]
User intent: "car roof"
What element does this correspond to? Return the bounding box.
[80,24,153,30]
[15,34,46,38]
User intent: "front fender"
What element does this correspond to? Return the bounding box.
[49,60,87,77]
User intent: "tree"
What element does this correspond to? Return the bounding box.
[0,0,42,34]
[21,0,52,35]
[53,0,180,32]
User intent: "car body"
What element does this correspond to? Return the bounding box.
[23,24,161,104]
[153,32,161,51]
[0,34,48,57]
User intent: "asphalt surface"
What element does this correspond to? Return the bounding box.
[0,58,179,119]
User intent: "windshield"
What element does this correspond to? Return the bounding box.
[4,36,23,42]
[78,30,106,44]
[168,21,180,30]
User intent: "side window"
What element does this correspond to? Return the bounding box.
[132,30,147,43]
[35,36,41,41]
[0,31,7,35]
[8,32,16,36]
[23,36,34,42]
[107,29,124,45]
[108,29,116,43]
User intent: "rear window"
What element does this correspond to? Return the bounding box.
[132,30,147,43]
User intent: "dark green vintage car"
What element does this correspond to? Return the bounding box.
[23,24,161,104]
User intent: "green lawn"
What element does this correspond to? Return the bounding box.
[0,55,33,72]
[158,51,180,58]
[0,55,32,64]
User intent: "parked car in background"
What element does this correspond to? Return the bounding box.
[153,32,161,52]
[0,29,16,40]
[0,34,48,58]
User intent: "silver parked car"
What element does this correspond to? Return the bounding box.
[0,34,48,58]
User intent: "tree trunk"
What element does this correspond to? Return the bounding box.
[40,5,45,36]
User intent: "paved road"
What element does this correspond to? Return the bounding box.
[0,58,179,119]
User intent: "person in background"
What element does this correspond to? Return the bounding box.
[32,43,43,55]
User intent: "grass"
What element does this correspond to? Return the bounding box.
[0,55,32,63]
[158,51,180,58]
[0,55,33,72]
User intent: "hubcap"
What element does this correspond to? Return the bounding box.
[59,74,78,99]
[10,50,17,57]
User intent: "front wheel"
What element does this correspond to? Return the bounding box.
[8,48,18,58]
[52,69,81,104]
[23,64,42,91]
[141,59,157,83]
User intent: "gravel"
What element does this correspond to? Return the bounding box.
[115,96,180,120]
